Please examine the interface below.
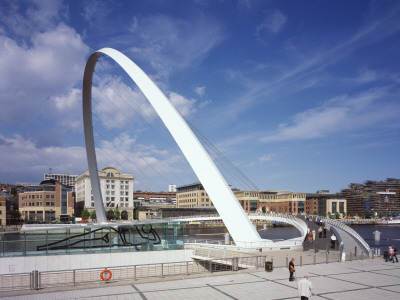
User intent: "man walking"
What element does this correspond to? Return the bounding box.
[330,234,336,249]
[298,275,313,299]
[289,258,296,281]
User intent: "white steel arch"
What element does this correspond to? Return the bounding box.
[82,48,263,245]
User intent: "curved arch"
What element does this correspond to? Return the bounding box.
[82,48,262,245]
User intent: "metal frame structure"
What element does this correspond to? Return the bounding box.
[82,48,263,245]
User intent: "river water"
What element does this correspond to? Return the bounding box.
[185,224,400,250]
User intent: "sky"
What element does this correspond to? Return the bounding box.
[0,0,399,194]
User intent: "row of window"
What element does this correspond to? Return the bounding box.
[106,180,130,184]
[21,202,55,207]
[21,194,54,199]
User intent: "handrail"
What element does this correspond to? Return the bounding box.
[323,217,370,255]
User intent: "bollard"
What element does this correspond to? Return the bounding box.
[161,263,164,278]
[350,252,353,261]
[326,252,329,264]
[313,255,316,265]
[339,249,343,262]
[355,246,357,257]
[73,270,76,286]
[372,249,374,260]
[361,252,364,260]
[31,270,39,290]
[134,265,137,281]
[286,256,288,268]
[186,261,189,275]
[300,255,303,267]
[232,257,239,271]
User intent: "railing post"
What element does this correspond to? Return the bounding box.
[134,265,137,281]
[161,263,164,278]
[313,255,316,265]
[286,256,288,268]
[300,255,302,267]
[355,246,357,258]
[186,261,189,275]
[73,270,76,286]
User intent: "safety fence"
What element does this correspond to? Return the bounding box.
[0,248,387,292]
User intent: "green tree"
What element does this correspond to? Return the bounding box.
[114,209,120,220]
[90,210,96,221]
[121,210,128,220]
[106,209,114,220]
[81,208,90,220]
[335,212,340,219]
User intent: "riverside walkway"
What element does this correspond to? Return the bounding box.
[1,251,399,300]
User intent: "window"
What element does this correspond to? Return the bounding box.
[125,185,129,190]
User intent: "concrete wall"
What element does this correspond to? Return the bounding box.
[0,249,194,275]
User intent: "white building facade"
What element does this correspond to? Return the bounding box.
[75,167,134,210]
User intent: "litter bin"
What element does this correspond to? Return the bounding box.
[265,261,273,272]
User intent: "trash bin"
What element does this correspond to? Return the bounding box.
[265,261,273,272]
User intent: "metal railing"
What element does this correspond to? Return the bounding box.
[323,217,370,255]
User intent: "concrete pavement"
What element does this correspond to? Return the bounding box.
[1,257,399,299]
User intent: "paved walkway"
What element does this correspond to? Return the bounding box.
[1,258,399,300]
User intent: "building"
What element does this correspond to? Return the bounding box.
[44,173,78,187]
[138,206,217,220]
[306,192,347,217]
[234,190,260,213]
[18,180,75,222]
[258,191,306,214]
[341,178,400,215]
[0,189,8,225]
[75,167,134,218]
[176,182,213,208]
[134,191,176,205]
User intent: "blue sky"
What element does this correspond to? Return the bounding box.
[0,0,399,193]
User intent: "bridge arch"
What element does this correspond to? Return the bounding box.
[82,48,262,245]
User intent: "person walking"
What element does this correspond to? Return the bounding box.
[330,234,336,249]
[289,258,296,281]
[318,226,323,238]
[388,246,394,262]
[323,226,327,238]
[312,229,316,242]
[393,245,399,263]
[298,275,313,300]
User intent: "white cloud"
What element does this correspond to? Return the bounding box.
[0,24,89,124]
[168,92,197,117]
[129,14,224,81]
[0,134,86,184]
[256,9,287,35]
[195,86,206,96]
[260,87,400,142]
[259,154,274,162]
[92,75,157,129]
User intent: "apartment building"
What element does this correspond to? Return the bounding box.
[341,178,400,215]
[44,173,78,187]
[176,182,212,208]
[18,180,75,221]
[75,167,134,217]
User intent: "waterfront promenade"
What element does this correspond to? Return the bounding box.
[1,251,399,300]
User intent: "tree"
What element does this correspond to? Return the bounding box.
[114,209,120,220]
[106,209,114,220]
[81,208,90,220]
[90,210,96,221]
[335,212,340,219]
[121,210,128,220]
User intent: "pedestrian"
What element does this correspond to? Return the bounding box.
[312,229,316,242]
[298,275,313,300]
[387,246,394,262]
[330,234,336,249]
[318,226,323,238]
[289,258,296,281]
[393,245,399,263]
[323,226,327,238]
